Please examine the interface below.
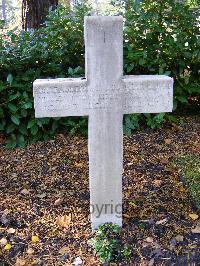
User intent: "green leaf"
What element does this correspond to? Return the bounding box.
[126,65,134,73]
[21,109,28,117]
[8,92,20,101]
[5,140,17,149]
[19,124,28,135]
[27,120,35,129]
[23,102,32,109]
[0,107,4,118]
[8,103,17,113]
[177,95,188,103]
[7,74,13,85]
[17,134,25,147]
[31,125,38,135]
[11,115,20,125]
[6,124,16,134]
[139,58,146,66]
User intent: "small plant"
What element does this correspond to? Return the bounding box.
[89,223,131,263]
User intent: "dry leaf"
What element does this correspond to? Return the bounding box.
[0,238,7,245]
[148,258,155,266]
[74,162,83,168]
[7,228,16,234]
[15,258,26,266]
[4,243,12,250]
[56,215,71,227]
[164,139,172,145]
[27,248,34,255]
[54,198,63,206]
[123,214,131,218]
[189,213,199,220]
[160,158,169,164]
[37,193,46,199]
[153,180,162,187]
[179,186,186,193]
[191,226,200,234]
[146,237,154,243]
[20,188,30,195]
[175,235,184,242]
[72,257,83,266]
[31,235,39,243]
[156,218,168,225]
[59,246,70,255]
[171,123,181,131]
[129,202,138,208]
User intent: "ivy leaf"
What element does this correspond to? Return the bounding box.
[7,74,13,85]
[6,124,16,134]
[8,103,17,113]
[11,115,20,125]
[27,120,35,129]
[31,125,38,135]
[23,102,32,109]
[19,124,28,135]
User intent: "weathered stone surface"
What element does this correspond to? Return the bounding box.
[33,16,173,229]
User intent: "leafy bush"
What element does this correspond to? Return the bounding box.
[89,223,131,263]
[0,4,90,148]
[0,1,199,147]
[123,0,200,130]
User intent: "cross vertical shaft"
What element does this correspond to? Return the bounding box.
[85,17,124,228]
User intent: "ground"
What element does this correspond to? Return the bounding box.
[0,116,199,266]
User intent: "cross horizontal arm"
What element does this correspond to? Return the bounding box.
[122,75,173,114]
[33,78,89,118]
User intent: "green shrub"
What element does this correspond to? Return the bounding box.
[0,1,199,147]
[0,4,90,148]
[123,0,200,131]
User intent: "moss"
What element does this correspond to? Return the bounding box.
[174,154,200,209]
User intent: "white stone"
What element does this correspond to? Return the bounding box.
[33,16,173,229]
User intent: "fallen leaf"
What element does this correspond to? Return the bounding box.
[123,214,131,218]
[164,138,172,145]
[191,226,200,234]
[148,258,154,266]
[179,186,187,193]
[175,235,184,242]
[37,193,46,199]
[160,158,169,164]
[171,123,181,131]
[156,218,168,225]
[20,188,30,195]
[153,180,162,187]
[7,228,16,234]
[1,212,9,225]
[31,235,39,243]
[189,213,199,220]
[27,248,34,255]
[56,215,71,227]
[59,246,70,255]
[4,243,12,250]
[74,162,84,168]
[146,237,154,243]
[54,198,63,206]
[72,257,83,266]
[0,238,7,246]
[16,258,26,266]
[129,202,138,208]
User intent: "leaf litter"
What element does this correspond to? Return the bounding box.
[0,116,199,265]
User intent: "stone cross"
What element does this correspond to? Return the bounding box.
[33,16,173,229]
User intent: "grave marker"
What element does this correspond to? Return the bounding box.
[33,16,173,229]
